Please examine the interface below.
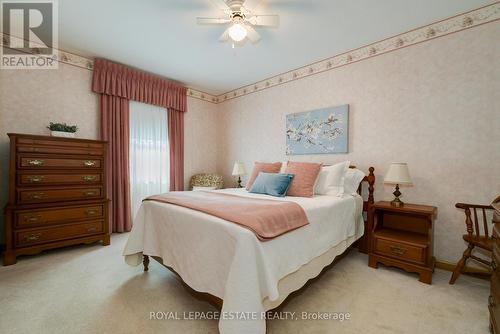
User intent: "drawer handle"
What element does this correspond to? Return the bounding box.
[82,175,97,182]
[489,295,495,307]
[24,214,42,223]
[83,191,97,197]
[27,175,45,183]
[87,227,97,232]
[25,233,41,242]
[493,260,498,271]
[27,159,44,166]
[27,192,45,200]
[85,209,98,216]
[84,160,97,167]
[389,246,407,256]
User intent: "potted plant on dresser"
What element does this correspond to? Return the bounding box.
[47,122,78,138]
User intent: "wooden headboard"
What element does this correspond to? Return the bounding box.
[349,166,375,253]
[351,166,375,211]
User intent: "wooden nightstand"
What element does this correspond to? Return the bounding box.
[368,201,437,284]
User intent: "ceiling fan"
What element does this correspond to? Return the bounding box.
[197,0,279,46]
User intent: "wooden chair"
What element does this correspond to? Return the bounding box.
[449,196,500,284]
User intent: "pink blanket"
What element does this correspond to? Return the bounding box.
[144,191,309,241]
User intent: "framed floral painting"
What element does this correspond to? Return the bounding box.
[286,105,349,155]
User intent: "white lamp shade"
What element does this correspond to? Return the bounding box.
[384,162,413,185]
[232,162,246,176]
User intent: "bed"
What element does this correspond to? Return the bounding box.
[123,166,375,334]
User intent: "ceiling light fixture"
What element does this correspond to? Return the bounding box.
[196,0,279,46]
[228,23,247,42]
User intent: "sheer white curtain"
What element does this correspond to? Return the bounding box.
[129,101,169,218]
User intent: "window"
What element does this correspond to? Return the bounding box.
[129,101,169,218]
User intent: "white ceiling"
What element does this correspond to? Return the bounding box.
[59,0,493,95]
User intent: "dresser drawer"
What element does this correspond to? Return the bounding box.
[18,173,102,186]
[16,204,104,228]
[18,156,102,169]
[18,187,102,204]
[15,220,104,247]
[374,238,426,265]
[17,145,104,156]
[17,137,104,147]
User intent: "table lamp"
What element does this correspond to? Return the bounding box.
[384,162,413,207]
[232,162,246,188]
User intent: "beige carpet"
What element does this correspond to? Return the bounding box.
[0,233,490,334]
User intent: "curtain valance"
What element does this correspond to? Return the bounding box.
[92,58,187,113]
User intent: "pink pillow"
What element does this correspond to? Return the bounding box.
[285,162,322,197]
[246,162,282,190]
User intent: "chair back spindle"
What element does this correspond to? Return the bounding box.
[464,207,473,236]
[457,202,496,237]
[483,208,489,238]
[473,208,480,237]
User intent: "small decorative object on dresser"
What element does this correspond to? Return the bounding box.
[490,198,500,333]
[384,162,413,207]
[2,133,110,266]
[231,161,246,188]
[369,201,437,284]
[47,122,78,138]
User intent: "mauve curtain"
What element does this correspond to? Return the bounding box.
[92,59,187,112]
[168,109,184,191]
[92,58,187,232]
[100,95,132,232]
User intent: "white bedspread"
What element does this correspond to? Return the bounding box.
[123,188,364,334]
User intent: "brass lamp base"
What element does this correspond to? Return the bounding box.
[236,176,242,188]
[390,184,404,207]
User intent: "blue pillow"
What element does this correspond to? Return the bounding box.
[249,172,294,197]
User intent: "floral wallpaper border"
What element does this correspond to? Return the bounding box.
[217,2,500,102]
[1,2,498,105]
[0,33,218,103]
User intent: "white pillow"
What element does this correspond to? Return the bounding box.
[342,169,366,196]
[279,161,288,173]
[315,161,350,196]
[192,186,216,191]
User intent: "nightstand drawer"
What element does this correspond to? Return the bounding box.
[369,201,436,284]
[374,238,426,265]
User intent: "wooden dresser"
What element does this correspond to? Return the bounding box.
[490,207,500,333]
[3,133,110,265]
[368,201,437,284]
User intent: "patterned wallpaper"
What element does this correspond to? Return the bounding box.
[0,63,220,242]
[217,2,499,102]
[1,2,498,104]
[215,21,500,264]
[0,35,219,103]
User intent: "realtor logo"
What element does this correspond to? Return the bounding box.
[1,0,58,69]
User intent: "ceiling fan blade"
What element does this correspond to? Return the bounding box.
[247,15,279,26]
[243,0,263,11]
[219,28,230,42]
[245,25,261,43]
[197,17,230,25]
[209,0,230,11]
